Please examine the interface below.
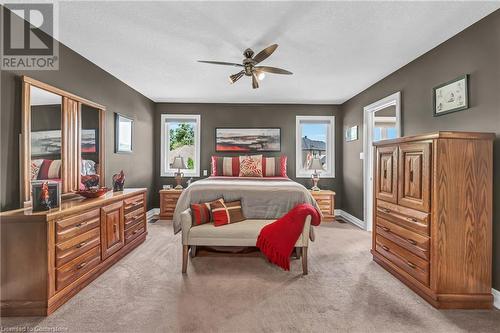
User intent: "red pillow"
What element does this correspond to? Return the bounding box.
[210,199,245,226]
[190,202,212,226]
[211,155,287,177]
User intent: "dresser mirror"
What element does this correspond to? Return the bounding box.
[30,86,63,185]
[80,104,104,189]
[21,76,106,206]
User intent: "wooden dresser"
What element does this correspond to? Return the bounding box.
[310,190,335,221]
[0,189,147,316]
[372,132,494,309]
[159,189,183,220]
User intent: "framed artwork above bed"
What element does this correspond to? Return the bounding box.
[215,128,281,152]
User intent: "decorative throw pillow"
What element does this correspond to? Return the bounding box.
[210,199,245,226]
[190,202,213,226]
[31,159,43,180]
[239,155,263,177]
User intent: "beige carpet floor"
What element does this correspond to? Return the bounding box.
[2,220,499,333]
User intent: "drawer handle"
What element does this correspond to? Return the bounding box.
[382,226,390,232]
[132,230,139,235]
[407,238,417,245]
[75,221,87,228]
[407,261,417,269]
[382,208,391,214]
[75,241,87,249]
[76,262,87,270]
[381,245,390,252]
[407,217,418,223]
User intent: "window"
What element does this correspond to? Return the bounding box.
[160,114,200,177]
[296,116,335,178]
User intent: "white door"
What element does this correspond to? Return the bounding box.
[363,92,401,231]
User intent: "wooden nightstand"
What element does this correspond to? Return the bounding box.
[310,190,336,221]
[159,189,183,220]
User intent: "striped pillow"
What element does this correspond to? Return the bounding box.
[211,155,287,177]
[210,199,245,227]
[190,202,212,226]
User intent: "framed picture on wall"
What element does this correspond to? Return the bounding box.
[433,74,469,116]
[215,128,281,152]
[345,125,358,141]
[115,113,133,153]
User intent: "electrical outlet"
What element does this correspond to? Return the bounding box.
[203,169,208,176]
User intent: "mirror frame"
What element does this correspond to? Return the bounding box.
[21,76,106,206]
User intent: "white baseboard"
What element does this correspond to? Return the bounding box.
[335,209,366,230]
[493,288,500,309]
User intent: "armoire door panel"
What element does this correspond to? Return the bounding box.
[398,142,431,212]
[376,145,398,203]
[100,201,125,260]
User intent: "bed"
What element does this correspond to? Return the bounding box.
[172,176,321,234]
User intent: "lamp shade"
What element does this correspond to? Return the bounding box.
[171,156,187,169]
[308,158,323,171]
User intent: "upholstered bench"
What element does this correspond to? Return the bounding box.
[179,208,312,274]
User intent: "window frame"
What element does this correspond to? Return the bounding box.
[295,115,335,178]
[160,114,201,177]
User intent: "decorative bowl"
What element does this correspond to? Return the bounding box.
[76,187,109,198]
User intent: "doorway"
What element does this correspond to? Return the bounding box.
[363,92,401,231]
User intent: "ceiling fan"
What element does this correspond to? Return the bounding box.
[198,44,293,89]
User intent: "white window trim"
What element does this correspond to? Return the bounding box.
[160,114,201,177]
[295,115,335,178]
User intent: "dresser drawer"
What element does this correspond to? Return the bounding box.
[56,208,100,243]
[125,205,145,222]
[376,217,429,260]
[123,194,145,213]
[56,227,101,267]
[376,200,430,236]
[125,214,145,230]
[375,234,429,286]
[56,246,101,291]
[125,220,145,244]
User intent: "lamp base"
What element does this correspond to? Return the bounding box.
[311,173,320,191]
[174,171,184,190]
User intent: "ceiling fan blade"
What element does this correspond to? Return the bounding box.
[229,71,245,84]
[197,60,243,67]
[252,72,259,89]
[252,44,278,64]
[255,66,293,75]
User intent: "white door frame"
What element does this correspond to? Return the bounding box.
[363,92,402,231]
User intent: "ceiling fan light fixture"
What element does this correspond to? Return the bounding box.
[229,71,244,84]
[257,72,265,80]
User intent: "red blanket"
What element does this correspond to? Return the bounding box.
[256,204,321,270]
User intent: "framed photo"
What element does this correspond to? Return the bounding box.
[31,181,61,211]
[115,113,133,153]
[215,128,281,152]
[345,125,358,142]
[433,74,469,116]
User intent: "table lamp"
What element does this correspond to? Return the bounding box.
[171,156,187,189]
[308,157,323,191]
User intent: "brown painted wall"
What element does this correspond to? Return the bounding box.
[1,44,155,210]
[154,103,343,206]
[341,11,500,288]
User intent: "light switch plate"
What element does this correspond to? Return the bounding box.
[359,152,364,160]
[203,169,208,176]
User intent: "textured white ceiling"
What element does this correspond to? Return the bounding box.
[53,1,499,104]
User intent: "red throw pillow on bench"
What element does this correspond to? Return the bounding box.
[210,199,245,226]
[190,202,213,226]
